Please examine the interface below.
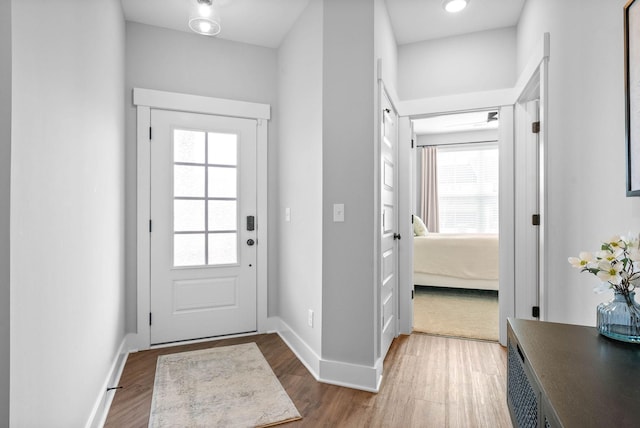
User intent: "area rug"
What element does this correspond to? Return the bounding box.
[148,342,302,427]
[413,286,499,341]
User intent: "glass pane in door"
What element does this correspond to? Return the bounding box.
[172,128,240,267]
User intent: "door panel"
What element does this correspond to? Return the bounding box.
[381,91,399,358]
[515,100,540,320]
[150,109,257,344]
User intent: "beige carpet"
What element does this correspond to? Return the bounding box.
[413,286,499,341]
[149,342,302,428]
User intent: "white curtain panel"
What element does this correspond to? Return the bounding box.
[421,146,439,233]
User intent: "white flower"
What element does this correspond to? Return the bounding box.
[596,261,623,284]
[622,235,639,249]
[607,235,624,249]
[569,234,640,294]
[596,248,623,262]
[568,252,594,268]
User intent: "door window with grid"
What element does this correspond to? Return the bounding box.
[173,129,239,267]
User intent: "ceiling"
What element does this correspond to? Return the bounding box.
[121,0,526,48]
[122,1,519,135]
[121,0,311,48]
[385,0,526,45]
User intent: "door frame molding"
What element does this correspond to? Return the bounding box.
[396,33,550,345]
[132,88,270,350]
[398,102,515,346]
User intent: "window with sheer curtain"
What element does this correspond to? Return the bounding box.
[436,142,499,233]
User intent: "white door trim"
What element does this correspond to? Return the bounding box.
[397,116,414,335]
[132,88,270,350]
[513,35,550,321]
[398,105,515,346]
[133,88,271,121]
[396,33,550,345]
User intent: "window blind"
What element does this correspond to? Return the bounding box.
[436,142,499,233]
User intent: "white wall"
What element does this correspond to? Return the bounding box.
[10,0,126,425]
[517,0,640,325]
[124,22,279,331]
[398,27,517,100]
[0,0,10,425]
[277,0,324,355]
[322,0,376,366]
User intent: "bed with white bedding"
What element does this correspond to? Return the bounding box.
[413,233,499,291]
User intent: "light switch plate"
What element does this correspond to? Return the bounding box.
[285,207,291,222]
[333,203,345,222]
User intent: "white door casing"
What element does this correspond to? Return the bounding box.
[150,109,257,344]
[133,88,269,350]
[397,116,415,335]
[380,87,399,358]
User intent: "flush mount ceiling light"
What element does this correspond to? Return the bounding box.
[189,0,221,36]
[442,0,469,13]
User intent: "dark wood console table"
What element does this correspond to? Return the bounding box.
[507,318,640,428]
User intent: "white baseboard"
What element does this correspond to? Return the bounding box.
[319,356,382,393]
[271,317,321,379]
[269,317,382,393]
[86,318,382,428]
[85,333,133,428]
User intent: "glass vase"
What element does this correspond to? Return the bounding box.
[597,291,640,343]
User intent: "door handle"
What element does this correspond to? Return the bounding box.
[247,239,255,246]
[393,233,401,240]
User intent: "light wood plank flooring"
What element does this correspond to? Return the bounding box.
[105,333,512,427]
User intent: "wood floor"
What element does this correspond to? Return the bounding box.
[105,333,512,427]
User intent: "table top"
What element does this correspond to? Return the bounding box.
[508,318,640,428]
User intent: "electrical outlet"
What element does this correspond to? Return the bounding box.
[308,309,314,327]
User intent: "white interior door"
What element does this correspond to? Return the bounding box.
[515,100,541,320]
[150,109,257,345]
[381,89,399,358]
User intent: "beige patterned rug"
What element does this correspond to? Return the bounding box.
[149,342,302,427]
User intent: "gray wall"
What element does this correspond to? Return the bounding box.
[322,0,376,365]
[125,22,279,331]
[277,0,324,354]
[398,26,517,100]
[10,0,126,425]
[374,0,398,92]
[0,0,10,425]
[517,0,640,325]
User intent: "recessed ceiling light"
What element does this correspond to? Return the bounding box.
[442,0,469,13]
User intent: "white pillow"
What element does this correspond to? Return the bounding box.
[413,215,428,236]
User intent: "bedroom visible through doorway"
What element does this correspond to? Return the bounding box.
[412,110,500,341]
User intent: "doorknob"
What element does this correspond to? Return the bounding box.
[393,233,401,240]
[247,239,255,246]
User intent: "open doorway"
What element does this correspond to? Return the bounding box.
[411,109,500,341]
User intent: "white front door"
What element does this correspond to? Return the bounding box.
[150,109,257,345]
[381,89,399,357]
